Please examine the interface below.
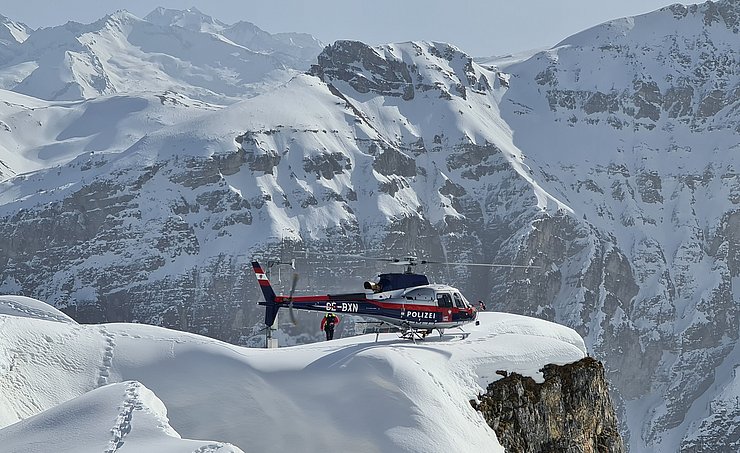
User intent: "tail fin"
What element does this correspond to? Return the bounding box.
[252,261,279,327]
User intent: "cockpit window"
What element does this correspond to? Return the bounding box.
[406,288,434,301]
[453,292,466,308]
[437,293,453,308]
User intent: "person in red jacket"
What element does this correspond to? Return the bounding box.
[321,313,340,340]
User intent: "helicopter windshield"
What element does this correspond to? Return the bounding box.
[452,292,467,308]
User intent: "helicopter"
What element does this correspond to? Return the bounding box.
[252,256,537,341]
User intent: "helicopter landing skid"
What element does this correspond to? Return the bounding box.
[357,321,403,342]
[397,323,473,343]
[442,326,471,340]
[399,327,433,343]
[359,322,469,343]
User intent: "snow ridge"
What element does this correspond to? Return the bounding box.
[0,296,586,453]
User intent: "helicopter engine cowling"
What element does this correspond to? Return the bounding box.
[364,281,381,292]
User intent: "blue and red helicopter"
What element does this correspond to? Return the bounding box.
[252,256,536,340]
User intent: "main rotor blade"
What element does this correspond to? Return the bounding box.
[303,251,539,270]
[436,261,540,269]
[346,254,397,262]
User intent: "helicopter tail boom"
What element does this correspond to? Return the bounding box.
[252,261,280,327]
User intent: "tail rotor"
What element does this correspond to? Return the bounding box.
[287,272,299,326]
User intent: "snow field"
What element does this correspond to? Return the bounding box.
[0,296,586,452]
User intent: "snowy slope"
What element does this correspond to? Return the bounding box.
[0,40,567,346]
[0,382,243,453]
[0,296,586,453]
[0,88,217,179]
[0,294,75,322]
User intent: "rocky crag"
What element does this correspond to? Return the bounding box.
[473,357,624,453]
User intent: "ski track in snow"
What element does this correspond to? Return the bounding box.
[104,382,142,453]
[0,299,73,324]
[98,326,116,387]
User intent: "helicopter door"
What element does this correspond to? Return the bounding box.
[436,292,453,308]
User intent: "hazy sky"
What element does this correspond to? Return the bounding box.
[2,0,703,56]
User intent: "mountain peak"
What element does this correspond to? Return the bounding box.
[144,6,225,33]
[311,40,493,101]
[559,0,738,49]
[99,10,141,28]
[0,13,32,44]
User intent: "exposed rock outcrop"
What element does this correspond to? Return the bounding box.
[472,357,624,453]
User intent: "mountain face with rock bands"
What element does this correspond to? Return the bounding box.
[493,2,739,451]
[0,2,738,451]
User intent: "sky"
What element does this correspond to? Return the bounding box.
[2,0,704,57]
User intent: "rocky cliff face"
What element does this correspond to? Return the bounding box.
[473,357,624,453]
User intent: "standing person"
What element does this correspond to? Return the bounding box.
[478,300,487,311]
[321,313,340,341]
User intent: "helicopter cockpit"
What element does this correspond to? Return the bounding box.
[393,285,474,309]
[436,290,472,309]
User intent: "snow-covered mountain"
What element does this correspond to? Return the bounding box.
[145,7,322,62]
[494,2,739,451]
[0,1,738,451]
[0,8,323,103]
[0,14,30,65]
[0,14,30,45]
[0,88,218,179]
[0,295,588,453]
